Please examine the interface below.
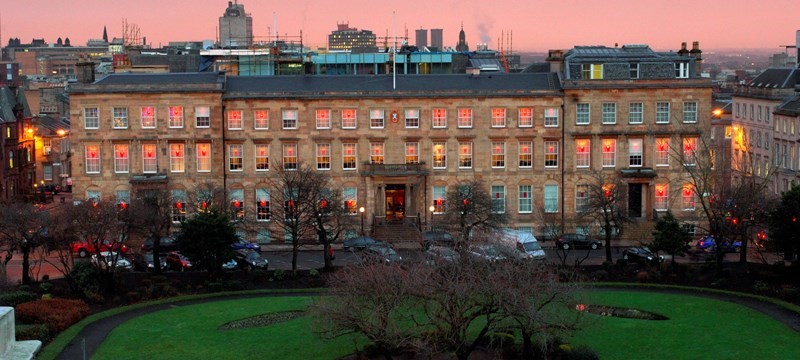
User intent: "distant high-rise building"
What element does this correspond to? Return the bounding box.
[430,29,443,50]
[219,1,253,48]
[415,29,428,48]
[328,23,377,52]
[456,24,469,52]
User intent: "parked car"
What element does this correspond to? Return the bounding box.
[42,184,60,195]
[696,235,742,253]
[131,252,168,272]
[424,246,461,266]
[222,259,239,270]
[469,243,529,262]
[91,251,133,271]
[141,236,178,253]
[165,251,193,271]
[555,233,603,250]
[234,249,269,270]
[71,239,129,258]
[423,230,456,249]
[230,239,260,251]
[343,236,389,251]
[361,245,402,264]
[496,229,545,259]
[622,247,664,265]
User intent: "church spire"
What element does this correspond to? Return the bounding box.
[102,26,108,42]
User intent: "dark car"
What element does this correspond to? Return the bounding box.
[141,236,178,253]
[469,243,529,262]
[424,246,461,266]
[361,245,402,264]
[423,231,455,249]
[42,184,60,195]
[343,236,389,251]
[230,239,260,251]
[165,251,193,271]
[556,233,603,250]
[234,249,269,270]
[696,235,742,253]
[622,247,664,265]
[131,252,168,272]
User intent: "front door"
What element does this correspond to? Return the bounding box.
[385,184,405,221]
[628,184,642,218]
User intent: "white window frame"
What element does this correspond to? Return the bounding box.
[629,138,643,167]
[630,63,639,79]
[197,143,211,172]
[656,138,670,167]
[342,143,357,170]
[432,142,447,169]
[544,108,559,127]
[282,109,298,130]
[114,144,128,173]
[518,185,532,214]
[683,102,698,123]
[491,185,505,213]
[228,144,243,172]
[655,184,669,211]
[544,141,559,168]
[142,144,157,174]
[316,109,331,129]
[432,108,447,128]
[656,102,670,124]
[459,142,473,169]
[518,141,532,169]
[675,62,689,78]
[682,184,696,211]
[341,109,357,129]
[405,109,420,128]
[602,103,617,124]
[405,142,420,164]
[683,138,697,166]
[457,108,473,128]
[370,143,385,164]
[491,142,505,168]
[113,107,128,129]
[195,106,211,128]
[575,139,590,168]
[576,184,590,212]
[168,106,184,128]
[602,139,616,168]
[316,143,331,170]
[141,106,156,128]
[518,108,533,128]
[254,110,269,129]
[256,188,270,221]
[85,144,100,174]
[283,143,298,170]
[227,110,243,130]
[576,103,590,125]
[255,144,269,171]
[170,143,185,173]
[544,184,559,213]
[84,107,99,129]
[629,102,643,124]
[491,108,506,128]
[433,185,446,214]
[370,109,384,129]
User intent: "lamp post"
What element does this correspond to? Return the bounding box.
[40,180,45,203]
[429,205,435,231]
[359,206,366,235]
[33,183,38,203]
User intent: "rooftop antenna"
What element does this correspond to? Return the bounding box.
[273,12,277,47]
[393,10,396,90]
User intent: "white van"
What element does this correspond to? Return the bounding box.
[495,229,546,259]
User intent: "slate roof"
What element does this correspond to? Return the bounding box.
[0,87,21,123]
[94,72,223,86]
[34,115,70,135]
[746,68,800,89]
[225,73,561,99]
[774,94,800,116]
[565,45,686,62]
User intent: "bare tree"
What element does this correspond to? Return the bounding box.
[574,171,630,263]
[440,180,509,246]
[302,172,348,271]
[0,200,50,285]
[129,188,176,274]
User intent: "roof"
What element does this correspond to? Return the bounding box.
[34,115,70,135]
[71,72,226,93]
[225,73,561,99]
[774,94,800,116]
[746,68,800,89]
[0,87,18,123]
[565,45,687,62]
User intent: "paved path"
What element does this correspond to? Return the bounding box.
[53,286,800,360]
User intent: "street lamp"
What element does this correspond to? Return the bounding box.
[359,206,366,235]
[40,180,45,203]
[429,205,435,231]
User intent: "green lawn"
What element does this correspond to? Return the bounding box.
[93,291,800,360]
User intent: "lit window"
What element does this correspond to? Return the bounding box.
[683,137,697,166]
[575,139,590,168]
[344,187,357,215]
[518,185,532,213]
[370,109,384,128]
[458,108,472,128]
[491,108,506,127]
[655,184,669,211]
[491,185,505,213]
[113,107,128,129]
[575,184,590,212]
[629,103,643,124]
[172,190,187,223]
[491,142,505,168]
[114,144,129,173]
[254,110,269,129]
[283,144,298,170]
[405,109,420,128]
[196,106,210,128]
[544,184,558,213]
[342,143,357,170]
[576,103,590,125]
[141,106,156,128]
[545,141,559,168]
[169,106,184,128]
[197,143,211,172]
[602,103,616,124]
[683,102,697,123]
[432,108,447,128]
[433,185,446,213]
[84,107,99,129]
[459,142,472,168]
[370,143,384,164]
[316,143,331,170]
[656,138,670,166]
[228,144,243,171]
[116,190,130,209]
[518,108,533,127]
[256,188,270,221]
[544,108,559,127]
[602,139,616,167]
[316,109,331,129]
[629,139,643,167]
[230,189,244,219]
[282,110,298,129]
[169,143,185,173]
[341,109,357,129]
[682,184,695,211]
[255,144,269,171]
[405,142,419,164]
[656,102,670,124]
[582,63,603,79]
[142,144,157,173]
[432,142,447,169]
[518,141,532,168]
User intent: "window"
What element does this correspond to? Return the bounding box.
[750,104,754,120]
[43,165,53,181]
[757,131,762,148]
[43,138,52,155]
[655,184,669,211]
[433,185,446,213]
[197,143,211,172]
[491,185,505,213]
[316,109,331,129]
[84,107,99,129]
[256,188,270,221]
[457,108,472,128]
[758,106,763,122]
[630,63,639,79]
[141,106,156,128]
[576,103,590,125]
[656,102,670,124]
[253,110,269,129]
[342,143,357,170]
[682,184,695,210]
[283,144,298,170]
[432,142,447,169]
[113,107,128,129]
[432,108,447,128]
[491,108,506,127]
[459,142,472,168]
[370,109,384,128]
[519,141,532,168]
[114,144,129,173]
[518,108,533,127]
[255,144,269,171]
[230,189,244,219]
[736,103,740,118]
[743,103,748,119]
[602,103,616,124]
[544,184,558,213]
[629,139,643,167]
[227,110,243,130]
[405,142,419,164]
[766,107,771,123]
[370,143,384,164]
[405,109,420,128]
[171,190,187,223]
[343,187,357,215]
[683,138,697,166]
[491,142,505,168]
[725,126,732,139]
[196,106,211,128]
[228,144,243,171]
[582,63,603,79]
[142,144,157,173]
[576,184,590,212]
[575,139,590,168]
[341,109,356,129]
[656,138,670,166]
[681,224,696,237]
[629,103,643,124]
[169,106,184,128]
[544,108,559,127]
[518,185,532,213]
[602,139,616,167]
[168,143,185,173]
[316,143,331,170]
[683,102,697,123]
[86,190,101,202]
[282,110,298,129]
[675,62,689,78]
[544,141,559,168]
[116,190,130,209]
[85,145,100,173]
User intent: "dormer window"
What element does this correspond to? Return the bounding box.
[675,62,689,78]
[581,64,603,79]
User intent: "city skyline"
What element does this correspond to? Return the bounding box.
[3,0,800,52]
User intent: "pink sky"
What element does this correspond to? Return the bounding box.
[4,0,799,52]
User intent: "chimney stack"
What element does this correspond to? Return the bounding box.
[678,42,689,56]
[690,41,703,75]
[76,55,95,84]
[546,49,564,74]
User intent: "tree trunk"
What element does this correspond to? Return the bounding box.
[291,235,299,274]
[521,329,533,360]
[22,245,31,285]
[739,229,748,265]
